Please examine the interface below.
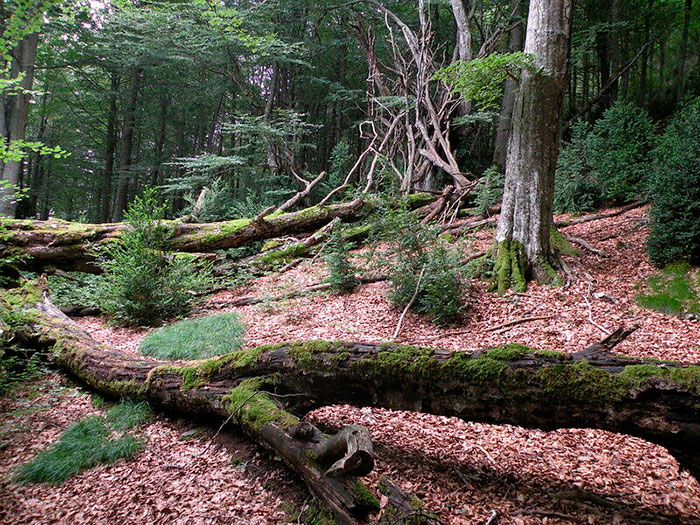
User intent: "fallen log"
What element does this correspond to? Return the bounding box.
[554,201,645,228]
[0,199,368,273]
[4,283,700,521]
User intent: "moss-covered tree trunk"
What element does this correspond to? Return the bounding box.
[0,199,367,272]
[4,285,700,520]
[494,0,573,293]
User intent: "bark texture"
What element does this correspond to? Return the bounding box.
[494,0,573,291]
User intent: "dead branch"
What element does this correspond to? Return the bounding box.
[555,202,644,228]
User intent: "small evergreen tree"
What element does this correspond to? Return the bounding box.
[373,206,468,326]
[647,98,700,267]
[324,227,360,293]
[97,189,215,325]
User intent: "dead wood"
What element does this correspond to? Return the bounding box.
[554,202,645,228]
[1,199,367,272]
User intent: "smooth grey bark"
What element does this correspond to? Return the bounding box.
[494,0,573,288]
[0,33,39,217]
[450,0,473,62]
[493,0,524,169]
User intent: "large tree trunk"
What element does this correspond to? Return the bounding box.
[4,284,700,523]
[493,0,573,293]
[0,33,39,217]
[0,198,368,272]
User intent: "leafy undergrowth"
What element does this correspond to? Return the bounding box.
[47,272,102,311]
[139,312,246,360]
[635,261,699,318]
[15,400,150,485]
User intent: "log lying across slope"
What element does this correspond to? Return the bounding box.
[3,283,700,522]
[0,198,368,272]
[0,194,440,273]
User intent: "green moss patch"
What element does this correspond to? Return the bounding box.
[493,240,527,294]
[353,481,380,510]
[635,263,699,317]
[549,227,581,257]
[139,313,246,360]
[223,377,299,432]
[619,364,700,395]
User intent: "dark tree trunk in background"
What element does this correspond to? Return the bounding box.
[608,0,621,105]
[494,0,573,293]
[493,0,524,169]
[150,94,169,187]
[101,73,119,223]
[27,95,49,218]
[112,68,142,222]
[638,0,653,106]
[675,0,692,104]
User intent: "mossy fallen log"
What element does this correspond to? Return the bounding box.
[0,199,367,273]
[3,282,700,522]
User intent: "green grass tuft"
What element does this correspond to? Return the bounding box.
[15,400,148,485]
[106,400,151,431]
[139,313,246,360]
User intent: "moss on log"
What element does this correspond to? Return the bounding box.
[0,199,368,272]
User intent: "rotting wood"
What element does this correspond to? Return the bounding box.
[0,199,368,273]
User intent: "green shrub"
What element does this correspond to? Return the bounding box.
[48,272,102,310]
[647,98,700,267]
[324,227,360,293]
[16,400,149,485]
[139,312,246,360]
[373,207,468,326]
[0,350,45,395]
[554,121,601,212]
[96,189,216,326]
[555,102,655,212]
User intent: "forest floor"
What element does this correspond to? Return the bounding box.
[2,204,700,524]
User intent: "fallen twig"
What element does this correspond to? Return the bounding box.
[580,283,611,335]
[565,235,610,257]
[484,509,499,525]
[555,201,644,227]
[486,315,554,333]
[392,266,426,339]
